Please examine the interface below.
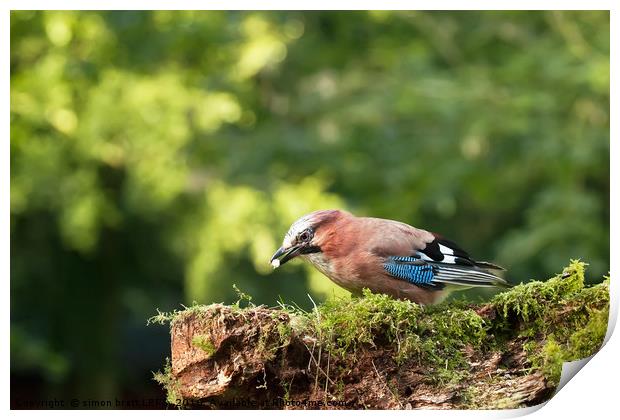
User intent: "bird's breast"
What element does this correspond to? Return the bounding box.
[302,253,364,293]
[303,253,333,276]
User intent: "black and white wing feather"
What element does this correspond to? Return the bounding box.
[383,236,510,289]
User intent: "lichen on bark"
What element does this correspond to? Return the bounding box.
[150,260,609,409]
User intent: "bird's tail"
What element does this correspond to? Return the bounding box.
[473,260,506,271]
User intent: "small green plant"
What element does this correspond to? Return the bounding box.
[232,284,254,309]
[152,358,184,407]
[147,309,175,326]
[147,302,211,326]
[191,334,216,357]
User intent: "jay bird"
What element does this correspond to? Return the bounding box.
[270,209,509,305]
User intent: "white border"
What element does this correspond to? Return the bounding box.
[4,2,616,419]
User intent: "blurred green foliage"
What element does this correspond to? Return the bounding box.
[10,11,608,403]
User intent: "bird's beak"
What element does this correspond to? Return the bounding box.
[270,245,302,268]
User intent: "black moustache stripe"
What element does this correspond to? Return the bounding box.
[300,245,321,255]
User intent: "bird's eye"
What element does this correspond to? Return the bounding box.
[299,230,312,243]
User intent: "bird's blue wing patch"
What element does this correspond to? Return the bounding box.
[383,256,436,285]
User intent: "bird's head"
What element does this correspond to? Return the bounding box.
[270,209,347,268]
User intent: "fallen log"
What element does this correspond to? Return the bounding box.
[150,260,609,409]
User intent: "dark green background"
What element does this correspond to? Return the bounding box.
[11,11,609,406]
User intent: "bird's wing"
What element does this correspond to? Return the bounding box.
[383,255,509,290]
[416,235,506,271]
[368,223,509,289]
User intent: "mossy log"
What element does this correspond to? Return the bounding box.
[151,261,609,409]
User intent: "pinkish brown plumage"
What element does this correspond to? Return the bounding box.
[271,209,509,305]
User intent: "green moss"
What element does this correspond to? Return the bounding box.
[530,336,565,385]
[148,284,257,327]
[192,334,216,356]
[255,316,294,361]
[307,288,488,379]
[420,305,487,359]
[152,357,184,407]
[147,309,176,326]
[509,267,610,386]
[312,288,423,358]
[527,303,609,386]
[565,308,608,359]
[147,302,212,326]
[256,327,273,358]
[572,277,610,310]
[492,259,586,324]
[276,321,293,347]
